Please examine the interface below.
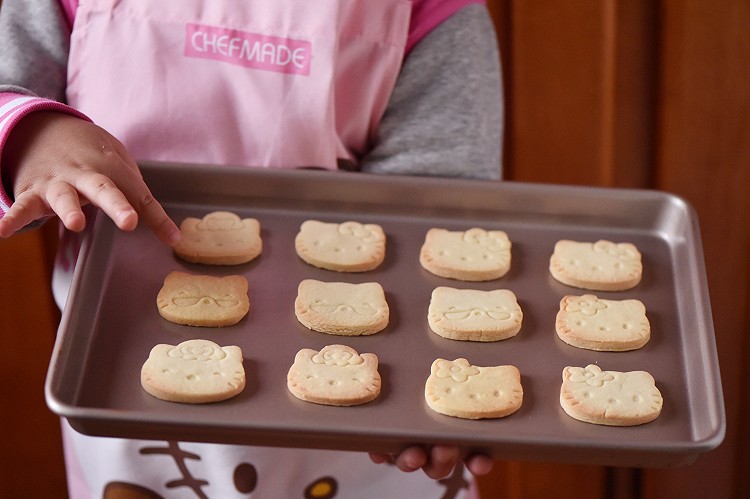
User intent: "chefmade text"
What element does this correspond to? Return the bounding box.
[185,23,311,76]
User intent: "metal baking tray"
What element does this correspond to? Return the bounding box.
[45,162,725,467]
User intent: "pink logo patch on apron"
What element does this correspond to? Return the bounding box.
[185,23,311,75]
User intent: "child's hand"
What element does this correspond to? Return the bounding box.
[369,445,493,479]
[0,111,181,245]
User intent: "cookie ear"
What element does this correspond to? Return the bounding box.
[150,343,172,359]
[294,348,315,364]
[163,271,179,286]
[222,345,244,362]
[222,274,249,291]
[430,358,445,375]
[361,353,379,370]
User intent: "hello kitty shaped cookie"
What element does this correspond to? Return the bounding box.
[425,358,523,419]
[428,287,522,342]
[419,228,511,281]
[287,344,381,406]
[157,271,250,327]
[141,339,245,404]
[556,294,650,351]
[295,279,389,336]
[294,220,386,272]
[549,240,642,291]
[174,211,262,265]
[560,365,662,426]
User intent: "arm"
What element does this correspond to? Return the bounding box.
[360,4,504,180]
[0,0,76,215]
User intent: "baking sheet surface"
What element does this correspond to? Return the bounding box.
[46,164,724,467]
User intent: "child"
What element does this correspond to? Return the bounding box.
[0,0,503,497]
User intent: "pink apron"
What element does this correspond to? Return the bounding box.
[66,0,411,169]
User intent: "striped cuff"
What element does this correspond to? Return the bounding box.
[0,93,90,213]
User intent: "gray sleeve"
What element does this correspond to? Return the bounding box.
[0,0,71,101]
[360,4,504,180]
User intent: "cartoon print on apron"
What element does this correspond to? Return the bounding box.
[95,439,469,498]
[66,0,411,169]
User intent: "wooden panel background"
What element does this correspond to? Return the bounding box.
[478,1,750,498]
[1,0,748,497]
[0,224,66,497]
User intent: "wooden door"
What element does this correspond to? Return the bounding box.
[478,1,750,498]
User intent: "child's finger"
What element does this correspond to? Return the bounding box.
[125,182,182,246]
[464,453,494,476]
[367,452,391,465]
[393,446,427,473]
[45,181,87,232]
[422,445,459,479]
[74,171,139,232]
[106,166,181,246]
[0,192,49,237]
